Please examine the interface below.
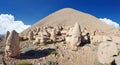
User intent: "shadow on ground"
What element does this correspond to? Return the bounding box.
[16,48,55,59]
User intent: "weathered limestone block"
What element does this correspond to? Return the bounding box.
[5,30,20,57]
[98,42,118,64]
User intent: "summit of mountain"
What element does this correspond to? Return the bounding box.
[21,8,113,35]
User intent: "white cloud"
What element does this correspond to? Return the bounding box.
[0,14,31,34]
[99,18,119,28]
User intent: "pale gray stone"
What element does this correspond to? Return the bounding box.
[98,42,118,64]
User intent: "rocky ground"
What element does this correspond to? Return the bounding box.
[0,37,99,65]
[0,36,120,65]
[0,38,119,65]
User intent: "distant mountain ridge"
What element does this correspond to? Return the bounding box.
[0,34,4,38]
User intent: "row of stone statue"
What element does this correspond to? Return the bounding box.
[5,23,90,57]
[4,22,113,57]
[4,22,120,65]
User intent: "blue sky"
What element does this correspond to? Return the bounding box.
[0,0,120,34]
[0,0,120,25]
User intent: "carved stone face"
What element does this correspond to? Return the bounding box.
[71,35,81,46]
[5,30,20,57]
